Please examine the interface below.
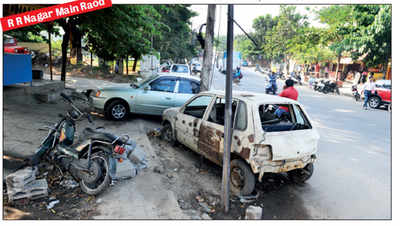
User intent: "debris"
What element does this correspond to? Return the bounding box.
[59,179,79,189]
[245,205,263,220]
[96,198,102,204]
[147,128,162,137]
[199,202,212,213]
[173,168,178,172]
[195,195,204,203]
[50,209,56,214]
[166,173,174,179]
[47,200,60,209]
[153,165,165,174]
[127,144,148,171]
[201,213,212,220]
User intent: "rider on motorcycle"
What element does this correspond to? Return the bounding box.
[233,66,242,80]
[266,70,278,95]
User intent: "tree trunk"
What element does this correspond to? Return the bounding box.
[47,24,53,80]
[200,5,216,91]
[126,56,129,75]
[60,21,71,82]
[133,56,138,72]
[335,55,341,81]
[119,59,124,75]
[90,52,93,68]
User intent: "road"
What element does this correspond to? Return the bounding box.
[211,67,391,219]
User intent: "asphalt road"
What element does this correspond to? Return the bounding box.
[211,67,391,219]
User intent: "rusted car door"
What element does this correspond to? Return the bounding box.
[175,95,214,151]
[198,97,238,165]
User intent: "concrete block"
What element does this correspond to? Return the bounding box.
[8,179,48,201]
[6,167,37,191]
[245,205,263,220]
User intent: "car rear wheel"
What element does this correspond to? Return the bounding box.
[368,96,381,109]
[288,163,314,184]
[230,159,255,196]
[162,122,176,145]
[105,100,129,121]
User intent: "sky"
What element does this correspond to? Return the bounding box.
[189,5,327,36]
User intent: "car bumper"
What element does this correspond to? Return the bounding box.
[256,155,317,182]
[90,96,107,113]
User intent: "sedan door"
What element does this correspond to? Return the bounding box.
[133,77,177,115]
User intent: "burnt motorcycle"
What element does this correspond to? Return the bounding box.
[29,93,132,195]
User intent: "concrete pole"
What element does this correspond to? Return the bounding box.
[222,4,234,213]
[200,5,216,91]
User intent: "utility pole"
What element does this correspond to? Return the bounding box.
[222,4,234,213]
[200,5,216,91]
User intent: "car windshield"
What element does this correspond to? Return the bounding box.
[131,75,158,88]
[172,65,189,73]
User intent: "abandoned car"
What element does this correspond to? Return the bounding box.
[90,74,200,120]
[162,90,320,195]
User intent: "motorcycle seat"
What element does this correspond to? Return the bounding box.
[82,127,119,143]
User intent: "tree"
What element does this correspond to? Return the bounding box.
[317,5,354,80]
[263,6,308,71]
[153,5,199,63]
[348,5,391,77]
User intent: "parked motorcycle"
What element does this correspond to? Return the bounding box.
[29,93,133,195]
[352,85,361,101]
[321,80,340,95]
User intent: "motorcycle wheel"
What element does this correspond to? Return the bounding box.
[79,149,110,195]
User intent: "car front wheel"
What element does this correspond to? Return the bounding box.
[230,159,255,196]
[105,100,129,120]
[368,96,381,109]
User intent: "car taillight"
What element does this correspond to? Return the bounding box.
[114,145,126,155]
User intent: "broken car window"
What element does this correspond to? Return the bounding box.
[293,105,312,130]
[234,101,247,131]
[259,104,295,132]
[183,95,213,118]
[207,97,237,127]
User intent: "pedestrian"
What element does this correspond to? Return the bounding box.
[361,76,376,110]
[274,79,298,118]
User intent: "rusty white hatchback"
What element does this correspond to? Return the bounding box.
[162,90,319,195]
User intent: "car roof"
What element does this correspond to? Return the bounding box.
[157,73,200,81]
[199,90,301,105]
[171,64,189,66]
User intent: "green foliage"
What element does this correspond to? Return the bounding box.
[153,5,199,62]
[263,6,308,62]
[348,5,391,68]
[5,24,60,43]
[82,5,163,61]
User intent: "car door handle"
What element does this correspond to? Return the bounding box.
[165,97,172,100]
